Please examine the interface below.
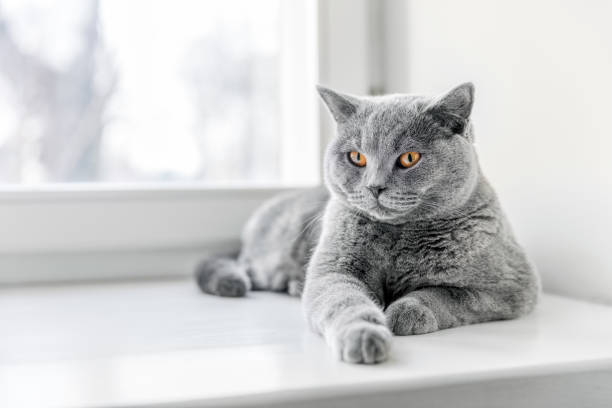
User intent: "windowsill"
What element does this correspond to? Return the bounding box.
[2,279,612,408]
[0,187,310,284]
[0,183,313,202]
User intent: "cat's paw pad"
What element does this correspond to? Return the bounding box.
[216,275,249,297]
[336,323,391,364]
[387,300,439,335]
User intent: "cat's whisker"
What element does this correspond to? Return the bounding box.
[419,199,476,219]
[378,194,419,211]
[296,212,323,239]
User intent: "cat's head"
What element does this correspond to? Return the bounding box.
[318,82,480,223]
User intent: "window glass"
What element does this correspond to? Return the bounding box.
[0,0,317,185]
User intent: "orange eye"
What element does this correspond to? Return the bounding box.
[348,151,367,167]
[398,152,421,168]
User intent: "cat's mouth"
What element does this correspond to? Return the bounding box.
[371,201,394,212]
[363,205,403,222]
[376,195,419,211]
[344,189,419,220]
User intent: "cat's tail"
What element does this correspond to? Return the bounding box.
[195,254,252,297]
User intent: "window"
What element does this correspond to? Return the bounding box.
[0,0,318,186]
[0,0,372,284]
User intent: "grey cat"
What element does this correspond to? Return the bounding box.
[196,82,540,364]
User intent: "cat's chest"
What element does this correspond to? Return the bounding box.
[341,221,462,266]
[335,213,499,282]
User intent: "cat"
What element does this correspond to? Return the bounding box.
[196,82,540,364]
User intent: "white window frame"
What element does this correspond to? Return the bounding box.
[0,0,381,284]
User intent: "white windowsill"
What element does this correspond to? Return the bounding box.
[1,279,612,408]
[0,186,307,284]
[0,183,311,201]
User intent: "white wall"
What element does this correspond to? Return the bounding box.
[385,0,612,303]
[318,0,375,151]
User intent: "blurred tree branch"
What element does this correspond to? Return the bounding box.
[0,0,118,182]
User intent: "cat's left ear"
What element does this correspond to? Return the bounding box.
[426,82,474,135]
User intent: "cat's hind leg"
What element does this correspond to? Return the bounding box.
[195,256,251,297]
[247,252,305,297]
[287,279,304,297]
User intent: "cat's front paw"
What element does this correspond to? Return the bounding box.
[386,299,439,335]
[335,322,391,364]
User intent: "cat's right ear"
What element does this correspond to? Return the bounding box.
[316,85,361,124]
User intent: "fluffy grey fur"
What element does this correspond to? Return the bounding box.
[196,82,540,364]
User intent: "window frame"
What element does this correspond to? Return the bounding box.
[0,0,378,284]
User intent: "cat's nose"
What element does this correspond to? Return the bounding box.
[367,185,386,198]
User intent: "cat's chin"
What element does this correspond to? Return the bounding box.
[359,202,415,223]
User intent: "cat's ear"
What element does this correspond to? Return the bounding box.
[426,82,474,134]
[316,85,361,123]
